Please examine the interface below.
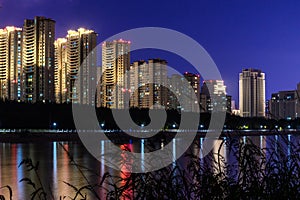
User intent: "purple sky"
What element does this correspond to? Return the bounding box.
[1,0,300,103]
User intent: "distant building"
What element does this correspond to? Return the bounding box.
[167,74,182,110]
[239,68,266,117]
[232,109,241,116]
[96,66,102,107]
[0,26,22,101]
[298,83,300,116]
[101,39,130,109]
[184,72,200,112]
[167,73,200,112]
[199,93,208,112]
[269,89,300,120]
[226,95,232,113]
[183,72,200,100]
[231,100,237,111]
[129,59,168,109]
[201,80,229,112]
[231,100,240,116]
[22,16,56,103]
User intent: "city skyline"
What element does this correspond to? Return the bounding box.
[1,1,300,102]
[1,14,298,115]
[0,21,230,115]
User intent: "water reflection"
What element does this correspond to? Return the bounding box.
[212,139,226,174]
[16,144,24,197]
[0,134,298,198]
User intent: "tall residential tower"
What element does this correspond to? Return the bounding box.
[0,26,22,101]
[239,68,266,117]
[64,28,97,104]
[101,39,130,109]
[54,38,68,103]
[22,16,55,102]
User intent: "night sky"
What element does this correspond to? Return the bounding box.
[1,0,300,103]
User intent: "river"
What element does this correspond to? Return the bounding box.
[0,133,299,199]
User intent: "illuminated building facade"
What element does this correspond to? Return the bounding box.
[65,28,97,104]
[184,72,200,100]
[201,80,229,112]
[22,16,55,102]
[239,68,266,117]
[0,26,23,101]
[183,72,200,112]
[54,38,68,103]
[101,40,130,109]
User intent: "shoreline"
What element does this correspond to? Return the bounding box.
[0,130,298,143]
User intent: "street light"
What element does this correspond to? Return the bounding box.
[53,122,57,129]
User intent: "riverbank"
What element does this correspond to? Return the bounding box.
[0,129,299,143]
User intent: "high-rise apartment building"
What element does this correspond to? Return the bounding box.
[129,59,168,109]
[183,72,200,100]
[239,68,266,117]
[101,39,130,109]
[54,38,68,103]
[64,28,97,104]
[0,28,11,100]
[22,16,55,103]
[184,72,200,112]
[0,26,22,101]
[65,28,97,104]
[167,74,183,111]
[269,90,298,119]
[201,80,228,112]
[96,66,102,107]
[167,72,200,112]
[269,83,300,120]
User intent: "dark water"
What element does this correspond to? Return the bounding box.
[0,134,299,199]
